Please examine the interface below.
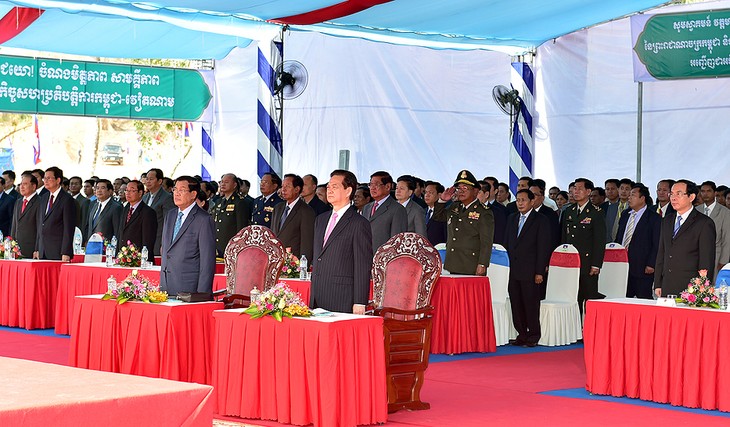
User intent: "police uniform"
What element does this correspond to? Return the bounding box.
[561,201,606,311]
[251,192,283,227]
[433,170,494,275]
[211,193,251,257]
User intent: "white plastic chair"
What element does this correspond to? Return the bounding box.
[85,233,104,263]
[486,244,511,346]
[539,244,582,346]
[597,243,629,299]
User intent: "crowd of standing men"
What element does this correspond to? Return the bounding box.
[0,167,724,346]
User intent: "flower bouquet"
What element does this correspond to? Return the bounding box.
[243,282,311,321]
[280,248,300,278]
[0,236,22,259]
[102,270,168,304]
[677,270,720,309]
[117,241,142,267]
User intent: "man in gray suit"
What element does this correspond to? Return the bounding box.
[160,176,216,297]
[84,179,122,244]
[698,181,730,275]
[362,171,408,250]
[394,175,426,237]
[142,168,175,256]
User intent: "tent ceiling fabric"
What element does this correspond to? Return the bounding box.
[0,0,672,56]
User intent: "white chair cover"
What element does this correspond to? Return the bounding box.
[539,244,582,346]
[716,263,730,287]
[487,244,511,346]
[434,243,447,273]
[85,233,104,263]
[597,243,629,299]
[73,227,83,255]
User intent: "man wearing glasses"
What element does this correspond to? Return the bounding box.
[362,171,408,251]
[654,180,716,298]
[433,170,494,275]
[116,180,157,252]
[160,176,216,297]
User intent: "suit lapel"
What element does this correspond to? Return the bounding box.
[280,200,300,232]
[321,206,354,253]
[517,211,535,243]
[674,210,698,240]
[371,198,389,221]
[171,206,196,247]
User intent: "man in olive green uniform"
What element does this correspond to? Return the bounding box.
[434,170,494,275]
[561,177,606,314]
[212,174,251,257]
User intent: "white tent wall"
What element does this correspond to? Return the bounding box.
[212,31,513,193]
[535,12,730,191]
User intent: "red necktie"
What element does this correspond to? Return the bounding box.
[370,200,378,217]
[126,206,134,223]
[48,194,54,212]
[22,199,27,213]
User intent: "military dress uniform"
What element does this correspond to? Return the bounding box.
[251,192,283,227]
[433,170,495,275]
[211,193,251,257]
[561,202,606,312]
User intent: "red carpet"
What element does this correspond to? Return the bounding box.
[2,329,729,426]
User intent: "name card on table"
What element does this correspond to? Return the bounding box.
[657,297,677,307]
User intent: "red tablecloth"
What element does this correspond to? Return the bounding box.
[213,311,388,427]
[430,275,496,354]
[280,275,496,354]
[0,259,64,329]
[584,298,730,411]
[70,296,222,385]
[0,356,214,427]
[55,263,162,334]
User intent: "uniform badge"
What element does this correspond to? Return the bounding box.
[264,217,270,222]
[580,218,592,224]
[226,204,235,212]
[460,171,467,179]
[264,206,274,212]
[468,211,480,220]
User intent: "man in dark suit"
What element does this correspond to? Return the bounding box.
[68,176,90,230]
[302,174,331,217]
[34,166,77,261]
[117,180,157,252]
[395,175,426,237]
[434,170,494,275]
[272,174,315,262]
[84,179,123,244]
[142,168,175,256]
[211,173,251,257]
[310,170,373,314]
[0,176,14,237]
[10,172,39,258]
[655,179,716,298]
[160,176,216,297]
[505,176,531,215]
[615,184,661,299]
[362,171,408,251]
[479,180,506,246]
[424,181,447,246]
[561,178,606,314]
[653,179,675,219]
[2,170,19,200]
[504,189,551,347]
[251,172,283,227]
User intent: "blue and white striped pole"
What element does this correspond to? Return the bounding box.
[257,38,283,179]
[201,122,213,181]
[509,62,535,195]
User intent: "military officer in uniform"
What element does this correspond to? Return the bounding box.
[561,177,606,315]
[211,173,251,257]
[433,170,494,275]
[251,172,284,227]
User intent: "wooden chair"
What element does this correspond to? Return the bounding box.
[215,225,286,308]
[371,232,441,413]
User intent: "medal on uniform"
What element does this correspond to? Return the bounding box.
[468,212,480,220]
[581,218,591,224]
[226,204,235,211]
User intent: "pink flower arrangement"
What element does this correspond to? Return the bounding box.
[679,270,719,309]
[102,270,167,304]
[243,282,311,321]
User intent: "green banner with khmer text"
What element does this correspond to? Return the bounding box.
[0,55,213,121]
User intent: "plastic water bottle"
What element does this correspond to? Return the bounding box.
[719,280,729,310]
[3,239,10,260]
[105,245,114,267]
[107,275,117,292]
[299,255,308,279]
[110,236,118,258]
[250,286,261,305]
[141,246,149,268]
[73,233,82,255]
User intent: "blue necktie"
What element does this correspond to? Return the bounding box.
[280,205,290,228]
[673,215,682,237]
[518,214,526,236]
[92,204,101,228]
[425,208,432,224]
[172,211,183,241]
